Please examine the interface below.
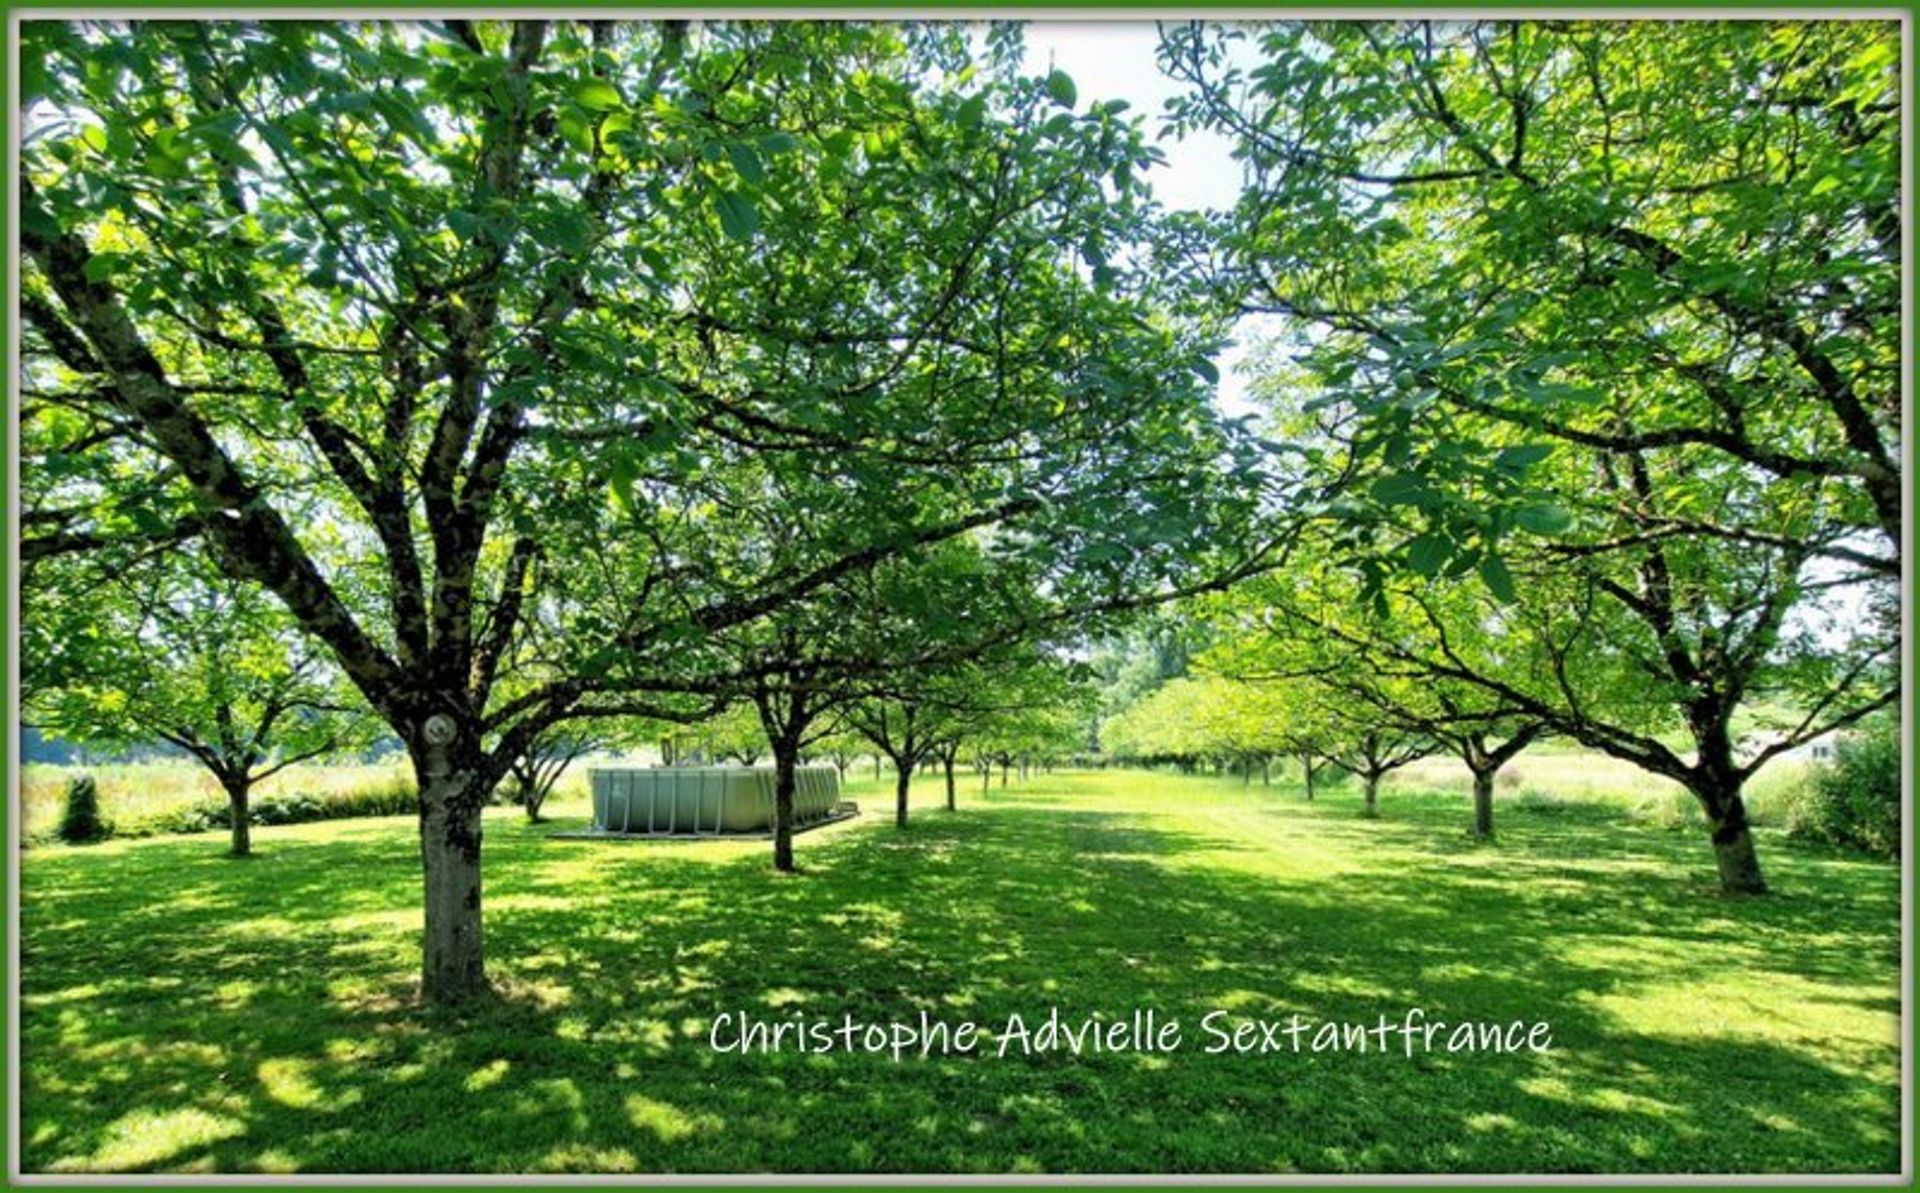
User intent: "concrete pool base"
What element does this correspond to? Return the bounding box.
[548,806,861,842]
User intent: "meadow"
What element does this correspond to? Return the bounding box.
[20,760,413,841]
[17,767,1899,1174]
[19,747,1819,844]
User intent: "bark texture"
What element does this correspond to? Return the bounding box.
[221,775,252,857]
[415,717,488,1003]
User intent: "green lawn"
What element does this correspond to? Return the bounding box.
[19,769,1902,1174]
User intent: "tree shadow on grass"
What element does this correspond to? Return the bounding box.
[17,781,1901,1174]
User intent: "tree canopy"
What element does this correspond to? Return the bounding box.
[22,18,1279,1000]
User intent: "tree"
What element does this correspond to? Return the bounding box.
[1207,566,1550,835]
[1323,726,1434,818]
[698,703,771,766]
[506,721,618,822]
[846,694,938,829]
[1261,680,1344,801]
[1166,19,1899,891]
[833,541,1062,829]
[25,550,369,856]
[914,653,1065,811]
[24,21,1271,1000]
[742,627,844,875]
[1164,19,1899,561]
[807,727,865,781]
[956,659,1094,787]
[1103,676,1220,771]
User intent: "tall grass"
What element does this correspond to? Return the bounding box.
[1384,748,1817,829]
[21,760,412,842]
[24,748,1824,845]
[1387,749,1684,803]
[21,757,602,843]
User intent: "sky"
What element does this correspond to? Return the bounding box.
[1018,22,1267,418]
[1021,22,1246,213]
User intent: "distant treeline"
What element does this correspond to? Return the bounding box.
[18,727,406,768]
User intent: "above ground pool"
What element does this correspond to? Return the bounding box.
[586,765,844,836]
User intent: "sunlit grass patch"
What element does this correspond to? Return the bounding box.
[18,768,1900,1174]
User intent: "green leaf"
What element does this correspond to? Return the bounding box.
[760,131,801,155]
[1370,473,1429,506]
[546,208,590,253]
[712,189,760,242]
[956,93,988,129]
[1192,357,1220,385]
[1513,503,1573,535]
[1494,443,1553,473]
[1044,70,1077,108]
[608,453,638,515]
[727,143,765,184]
[558,112,593,155]
[20,53,50,105]
[151,126,188,162]
[1406,533,1451,577]
[82,251,127,284]
[571,78,624,112]
[1478,554,1517,602]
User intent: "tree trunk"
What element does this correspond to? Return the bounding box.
[1711,819,1767,894]
[772,741,798,873]
[872,755,881,780]
[1689,707,1767,894]
[1694,771,1767,894]
[894,762,913,829]
[1470,767,1495,839]
[222,774,252,857]
[1361,772,1379,818]
[1261,757,1270,786]
[415,724,488,1005]
[944,757,956,811]
[1301,755,1315,801]
[999,760,1009,788]
[1241,759,1252,786]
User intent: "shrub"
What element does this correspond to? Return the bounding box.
[249,781,415,828]
[317,779,418,820]
[1739,761,1814,829]
[1790,723,1899,859]
[127,779,418,840]
[56,775,108,843]
[152,801,232,836]
[1625,787,1703,831]
[1317,766,1353,790]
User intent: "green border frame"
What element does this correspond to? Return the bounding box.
[1,5,1910,1190]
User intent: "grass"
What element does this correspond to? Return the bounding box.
[19,769,1901,1174]
[20,761,415,840]
[1383,749,1818,830]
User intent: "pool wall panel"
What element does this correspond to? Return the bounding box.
[588,766,841,835]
